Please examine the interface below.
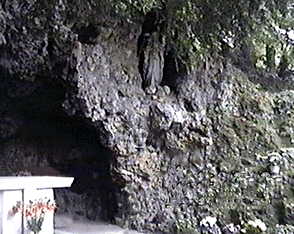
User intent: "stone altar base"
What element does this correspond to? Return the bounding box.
[0,176,74,234]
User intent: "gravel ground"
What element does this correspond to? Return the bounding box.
[54,214,143,234]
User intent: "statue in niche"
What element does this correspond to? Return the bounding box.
[138,10,166,94]
[138,32,165,94]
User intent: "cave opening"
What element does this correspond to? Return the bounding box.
[29,108,117,222]
[48,118,118,222]
[0,72,118,222]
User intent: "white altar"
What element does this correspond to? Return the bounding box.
[0,176,74,234]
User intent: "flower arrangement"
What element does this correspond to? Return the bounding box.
[12,198,57,234]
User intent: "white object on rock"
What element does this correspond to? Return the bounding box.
[248,219,267,232]
[270,165,280,174]
[200,216,222,234]
[222,223,240,234]
[200,216,217,227]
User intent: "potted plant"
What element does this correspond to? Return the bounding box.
[12,198,57,234]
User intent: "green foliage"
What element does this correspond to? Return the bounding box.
[27,0,291,71]
[111,0,294,70]
[268,224,294,234]
[243,1,294,70]
[16,0,294,70]
[115,0,162,15]
[243,225,263,234]
[175,220,200,234]
[27,217,44,233]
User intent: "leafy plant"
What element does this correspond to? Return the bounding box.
[110,0,294,70]
[12,198,57,234]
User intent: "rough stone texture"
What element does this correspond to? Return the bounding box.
[1,1,294,234]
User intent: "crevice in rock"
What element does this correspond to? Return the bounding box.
[162,44,178,88]
[76,23,100,44]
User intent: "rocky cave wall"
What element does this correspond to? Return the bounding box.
[1,1,294,233]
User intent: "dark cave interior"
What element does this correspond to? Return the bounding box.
[0,70,118,222]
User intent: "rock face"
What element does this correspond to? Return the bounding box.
[1,1,294,233]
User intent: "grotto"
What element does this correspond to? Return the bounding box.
[1,1,294,234]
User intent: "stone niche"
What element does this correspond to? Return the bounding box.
[0,176,73,234]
